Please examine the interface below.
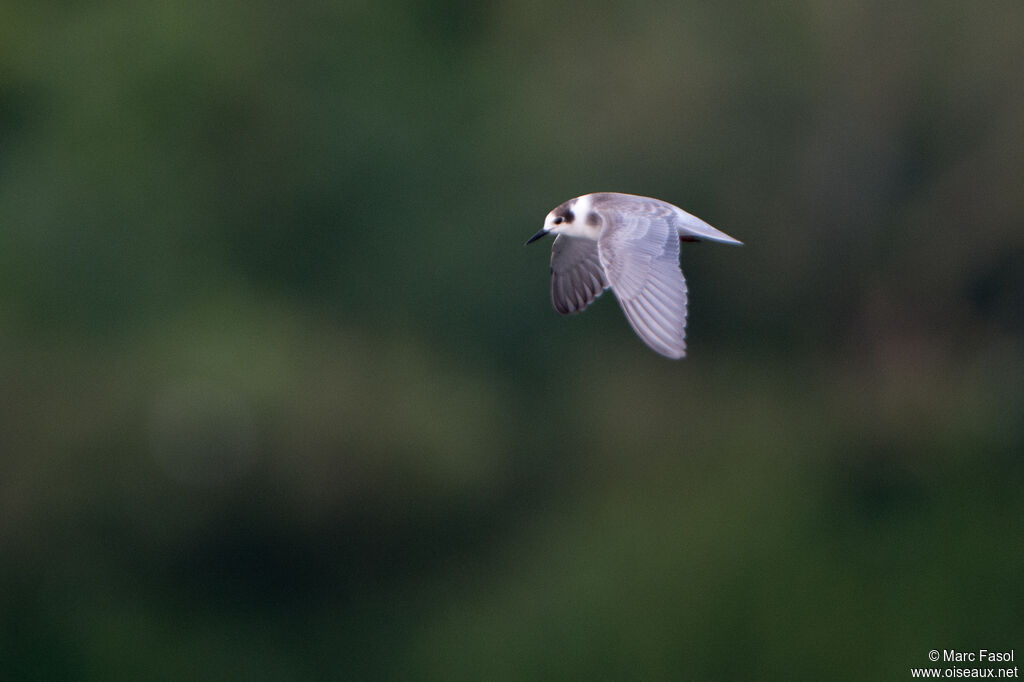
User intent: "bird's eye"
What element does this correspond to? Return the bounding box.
[553,217,563,225]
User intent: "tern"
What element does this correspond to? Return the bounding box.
[526,192,741,359]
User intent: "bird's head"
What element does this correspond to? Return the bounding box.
[525,197,599,244]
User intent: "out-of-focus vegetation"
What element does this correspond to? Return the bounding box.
[2,1,1022,679]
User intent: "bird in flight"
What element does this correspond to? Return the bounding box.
[525,192,741,359]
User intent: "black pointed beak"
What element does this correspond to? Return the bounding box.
[524,228,549,245]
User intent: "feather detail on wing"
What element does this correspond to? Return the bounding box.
[549,235,608,315]
[597,206,689,359]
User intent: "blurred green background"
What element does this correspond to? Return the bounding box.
[2,0,1023,679]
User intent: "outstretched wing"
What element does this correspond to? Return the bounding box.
[596,201,688,358]
[550,235,608,315]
